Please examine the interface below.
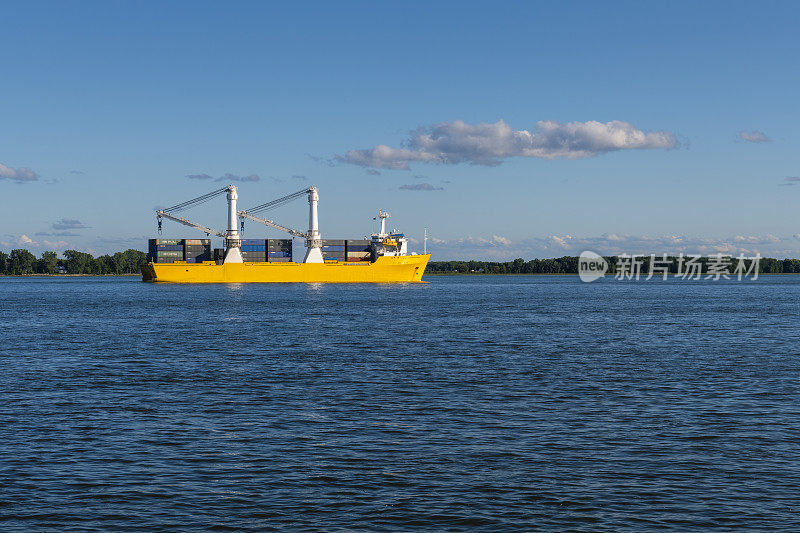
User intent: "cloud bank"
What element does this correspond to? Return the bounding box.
[739,130,771,143]
[0,234,69,251]
[52,218,88,230]
[187,173,260,182]
[426,233,800,261]
[0,162,38,182]
[339,119,679,170]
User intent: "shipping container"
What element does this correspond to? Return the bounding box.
[267,239,292,251]
[346,239,371,250]
[322,239,346,246]
[150,238,183,246]
[268,252,292,262]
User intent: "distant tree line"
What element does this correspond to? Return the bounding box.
[3,249,800,276]
[0,249,147,275]
[427,256,800,275]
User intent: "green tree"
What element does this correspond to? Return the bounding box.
[120,249,147,273]
[9,249,37,275]
[38,251,59,274]
[96,255,115,274]
[63,249,96,274]
[0,251,8,275]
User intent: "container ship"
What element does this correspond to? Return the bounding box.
[141,184,430,283]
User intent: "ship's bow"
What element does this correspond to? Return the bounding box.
[141,263,157,282]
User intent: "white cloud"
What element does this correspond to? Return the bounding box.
[1,234,74,252]
[549,235,572,248]
[0,162,38,182]
[739,130,771,143]
[339,119,679,170]
[732,234,780,244]
[539,233,798,257]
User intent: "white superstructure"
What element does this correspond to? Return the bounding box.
[370,210,409,257]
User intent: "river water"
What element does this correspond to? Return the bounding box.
[2,275,799,530]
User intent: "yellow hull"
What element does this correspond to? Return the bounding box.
[141,255,430,283]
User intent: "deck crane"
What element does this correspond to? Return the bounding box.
[238,186,324,263]
[156,184,244,263]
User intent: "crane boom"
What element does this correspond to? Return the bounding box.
[157,211,227,238]
[244,187,311,215]
[238,212,307,238]
[161,186,230,214]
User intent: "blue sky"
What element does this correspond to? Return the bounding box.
[2,1,799,259]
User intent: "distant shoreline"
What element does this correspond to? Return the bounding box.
[0,273,140,278]
[3,272,799,279]
[426,272,800,276]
